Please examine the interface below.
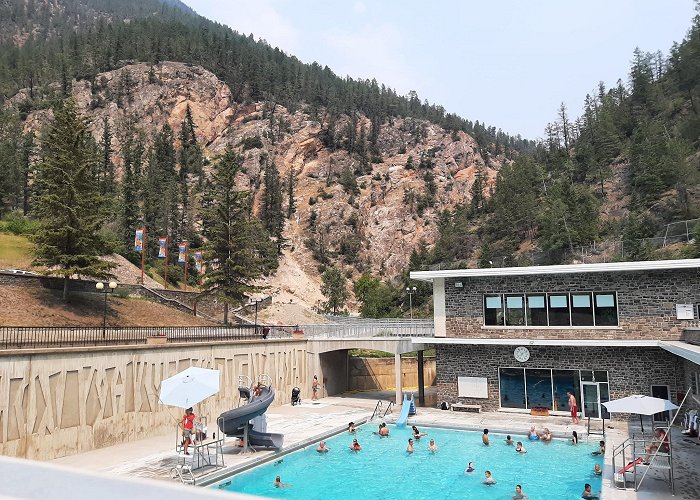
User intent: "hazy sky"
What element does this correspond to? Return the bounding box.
[182,0,696,139]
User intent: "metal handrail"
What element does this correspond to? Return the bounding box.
[370,400,383,421]
[383,401,395,417]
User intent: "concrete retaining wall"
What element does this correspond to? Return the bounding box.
[349,357,436,391]
[0,339,307,460]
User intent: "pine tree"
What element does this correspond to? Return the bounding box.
[32,99,114,299]
[99,117,115,195]
[286,166,296,219]
[260,157,284,253]
[119,127,143,252]
[201,147,277,324]
[470,166,486,214]
[320,266,349,315]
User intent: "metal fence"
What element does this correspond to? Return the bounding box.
[0,320,435,350]
[0,325,265,349]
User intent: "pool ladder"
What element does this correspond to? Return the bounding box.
[171,464,196,485]
[370,400,395,421]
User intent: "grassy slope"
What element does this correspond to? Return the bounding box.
[0,233,34,269]
[0,286,215,326]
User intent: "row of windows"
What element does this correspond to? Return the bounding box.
[484,292,619,327]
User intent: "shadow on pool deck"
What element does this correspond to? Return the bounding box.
[50,393,698,499]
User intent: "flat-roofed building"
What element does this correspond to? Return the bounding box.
[411,259,700,418]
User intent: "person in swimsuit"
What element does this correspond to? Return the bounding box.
[406,438,414,453]
[483,470,496,485]
[273,475,290,488]
[513,484,530,499]
[482,428,490,446]
[465,461,476,474]
[571,430,579,444]
[316,440,330,453]
[593,464,602,475]
[350,438,361,451]
[528,426,539,441]
[515,441,527,453]
[348,422,356,433]
[412,425,427,439]
[540,428,552,442]
[312,375,320,401]
[505,435,514,445]
[581,483,600,499]
[592,440,605,455]
[428,439,438,453]
[568,391,579,424]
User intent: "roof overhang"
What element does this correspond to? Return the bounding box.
[410,259,700,282]
[658,341,700,366]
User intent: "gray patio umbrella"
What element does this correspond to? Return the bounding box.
[602,395,679,432]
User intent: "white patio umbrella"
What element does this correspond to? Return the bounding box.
[159,367,220,408]
[602,395,679,432]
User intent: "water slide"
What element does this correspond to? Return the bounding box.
[217,386,284,449]
[395,393,412,427]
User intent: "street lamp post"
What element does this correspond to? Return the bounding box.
[96,281,117,338]
[405,286,417,320]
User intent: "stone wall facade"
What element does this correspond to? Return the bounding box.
[435,345,685,413]
[444,269,700,340]
[0,339,307,460]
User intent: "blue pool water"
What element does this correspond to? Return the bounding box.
[215,424,604,499]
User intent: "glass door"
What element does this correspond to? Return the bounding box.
[651,385,671,422]
[581,382,601,419]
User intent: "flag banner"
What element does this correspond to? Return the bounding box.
[158,238,167,258]
[178,243,187,263]
[134,229,144,252]
[194,251,203,272]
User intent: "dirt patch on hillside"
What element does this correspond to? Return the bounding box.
[0,286,214,326]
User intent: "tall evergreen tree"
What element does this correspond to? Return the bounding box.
[286,166,296,219]
[320,266,349,315]
[201,147,277,324]
[260,157,284,253]
[32,99,114,299]
[99,117,115,195]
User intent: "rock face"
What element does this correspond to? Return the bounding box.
[12,62,502,306]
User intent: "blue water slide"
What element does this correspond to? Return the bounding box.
[395,393,411,427]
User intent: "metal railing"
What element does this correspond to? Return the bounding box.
[0,326,264,349]
[296,320,435,339]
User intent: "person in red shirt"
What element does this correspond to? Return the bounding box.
[180,407,196,455]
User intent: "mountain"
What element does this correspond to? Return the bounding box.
[2,0,700,317]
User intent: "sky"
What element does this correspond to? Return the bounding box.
[182,0,696,139]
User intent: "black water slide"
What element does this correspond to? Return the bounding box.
[217,386,284,449]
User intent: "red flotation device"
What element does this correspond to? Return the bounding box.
[618,457,643,474]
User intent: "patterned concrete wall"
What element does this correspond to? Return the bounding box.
[0,340,307,460]
[444,269,700,340]
[435,345,685,412]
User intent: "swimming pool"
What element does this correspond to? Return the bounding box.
[214,424,604,499]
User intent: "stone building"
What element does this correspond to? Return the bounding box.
[411,259,700,419]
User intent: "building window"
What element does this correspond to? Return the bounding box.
[552,370,579,412]
[594,293,618,326]
[483,292,619,327]
[692,372,700,395]
[571,293,594,326]
[505,295,526,326]
[499,368,526,409]
[526,294,548,326]
[525,369,553,409]
[548,294,570,326]
[484,295,503,326]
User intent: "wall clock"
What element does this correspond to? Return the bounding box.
[514,346,530,363]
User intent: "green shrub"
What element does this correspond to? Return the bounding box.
[1,212,39,235]
[240,135,263,150]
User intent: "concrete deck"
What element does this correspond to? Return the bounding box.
[51,393,699,499]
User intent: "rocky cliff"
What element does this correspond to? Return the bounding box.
[10,62,502,308]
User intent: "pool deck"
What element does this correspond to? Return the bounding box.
[51,392,699,499]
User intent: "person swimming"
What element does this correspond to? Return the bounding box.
[593,464,602,476]
[379,422,389,437]
[406,438,414,453]
[428,439,438,453]
[412,425,427,439]
[571,430,579,444]
[505,435,514,445]
[515,441,527,453]
[540,428,552,442]
[316,440,330,453]
[592,440,605,455]
[465,461,476,474]
[528,426,539,441]
[483,470,496,485]
[482,428,490,446]
[350,438,361,451]
[581,483,600,499]
[513,484,530,499]
[273,475,290,488]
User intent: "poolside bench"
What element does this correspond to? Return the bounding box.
[451,403,481,413]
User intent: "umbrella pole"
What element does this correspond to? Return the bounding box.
[639,414,644,434]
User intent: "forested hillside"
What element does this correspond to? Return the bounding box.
[1,0,700,318]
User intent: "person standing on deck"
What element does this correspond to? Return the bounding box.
[568,391,580,424]
[312,375,320,401]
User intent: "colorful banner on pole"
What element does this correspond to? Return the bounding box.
[194,251,203,272]
[158,238,167,258]
[178,243,187,263]
[134,228,144,252]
